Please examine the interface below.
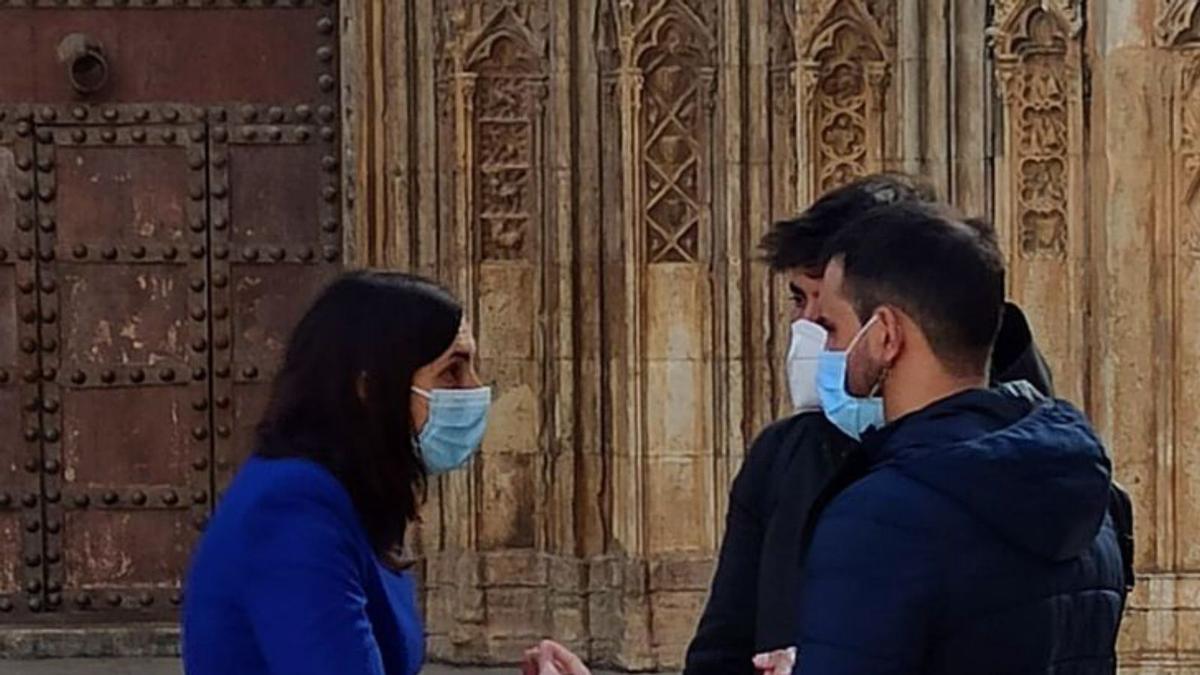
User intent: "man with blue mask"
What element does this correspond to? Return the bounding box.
[684,175,1067,675]
[793,202,1126,673]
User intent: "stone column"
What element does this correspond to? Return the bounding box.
[1102,0,1200,668]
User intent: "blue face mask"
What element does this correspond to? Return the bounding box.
[412,386,492,475]
[816,317,885,441]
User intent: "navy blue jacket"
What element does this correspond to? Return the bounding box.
[796,384,1124,674]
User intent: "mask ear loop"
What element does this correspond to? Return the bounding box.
[848,313,889,397]
[869,366,889,398]
[845,314,879,355]
[864,312,896,397]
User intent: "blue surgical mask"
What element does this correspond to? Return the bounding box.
[412,386,492,475]
[816,317,885,440]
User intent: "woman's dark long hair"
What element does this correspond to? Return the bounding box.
[255,271,463,558]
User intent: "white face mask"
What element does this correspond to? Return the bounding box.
[787,319,828,412]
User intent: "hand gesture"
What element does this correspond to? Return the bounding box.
[752,646,797,675]
[520,640,591,675]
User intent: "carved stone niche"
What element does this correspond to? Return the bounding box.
[471,35,547,262]
[1176,55,1200,259]
[993,2,1080,260]
[436,2,550,264]
[797,0,893,201]
[1157,0,1200,48]
[637,14,715,264]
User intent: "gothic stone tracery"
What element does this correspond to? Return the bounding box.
[799,0,893,198]
[639,16,713,263]
[1179,55,1200,257]
[995,2,1080,259]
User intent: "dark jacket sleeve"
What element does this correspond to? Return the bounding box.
[683,423,784,675]
[754,415,851,652]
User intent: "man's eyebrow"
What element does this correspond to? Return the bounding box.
[788,282,805,295]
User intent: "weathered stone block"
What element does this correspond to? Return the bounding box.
[648,555,716,592]
[645,456,715,555]
[482,550,549,588]
[477,263,536,361]
[484,587,549,639]
[478,453,538,550]
[649,590,707,666]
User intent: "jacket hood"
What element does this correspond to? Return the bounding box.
[864,383,1112,562]
[990,302,1055,397]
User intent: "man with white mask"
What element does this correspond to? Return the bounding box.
[683,174,1065,675]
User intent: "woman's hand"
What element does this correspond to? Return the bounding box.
[752,647,797,675]
[520,640,590,675]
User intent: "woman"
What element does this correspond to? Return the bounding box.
[183,271,491,675]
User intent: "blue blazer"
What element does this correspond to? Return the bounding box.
[183,457,423,675]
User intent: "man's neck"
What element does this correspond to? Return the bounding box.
[883,371,988,424]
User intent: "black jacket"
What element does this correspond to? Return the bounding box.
[682,303,1112,674]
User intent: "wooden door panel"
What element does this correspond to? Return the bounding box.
[0,1,342,623]
[0,134,22,251]
[209,121,340,489]
[0,21,36,103]
[0,512,22,596]
[55,144,192,250]
[229,143,323,245]
[0,120,46,618]
[58,264,192,368]
[222,382,271,493]
[61,387,195,487]
[35,122,208,618]
[62,510,191,612]
[0,8,328,105]
[0,382,33,610]
[230,265,333,371]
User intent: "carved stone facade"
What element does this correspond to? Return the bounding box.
[992,0,1087,405]
[341,0,1200,669]
[797,0,896,202]
[1157,0,1200,47]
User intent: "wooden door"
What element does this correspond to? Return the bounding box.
[0,2,342,623]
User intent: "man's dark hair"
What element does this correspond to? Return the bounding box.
[760,172,938,273]
[962,215,1000,244]
[823,202,1006,376]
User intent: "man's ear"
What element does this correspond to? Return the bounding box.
[875,306,905,367]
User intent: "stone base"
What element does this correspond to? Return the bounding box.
[0,625,180,660]
[418,550,714,672]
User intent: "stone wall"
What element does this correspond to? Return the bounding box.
[340,0,1200,670]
